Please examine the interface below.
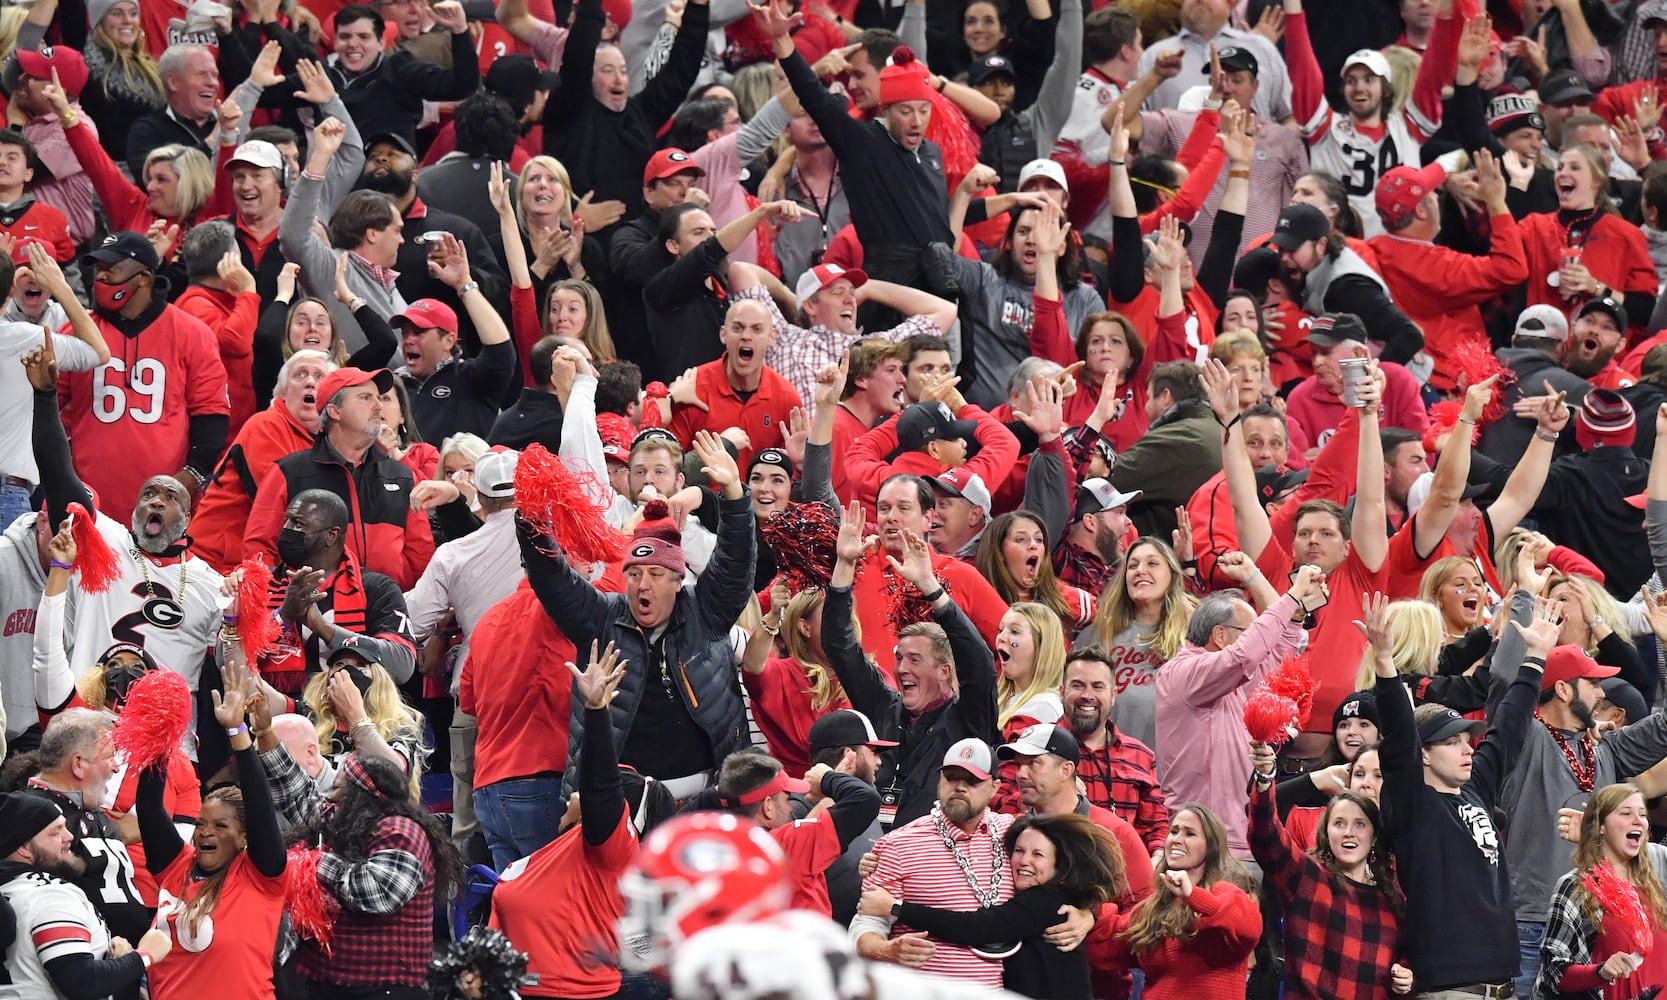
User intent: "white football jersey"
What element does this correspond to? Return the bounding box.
[1299,105,1435,239]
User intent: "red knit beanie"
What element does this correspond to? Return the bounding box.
[1575,388,1636,450]
[879,46,936,107]
[623,499,687,576]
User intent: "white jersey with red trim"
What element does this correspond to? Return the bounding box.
[0,868,116,998]
[1299,108,1435,239]
[669,912,1030,1000]
[1055,70,1123,168]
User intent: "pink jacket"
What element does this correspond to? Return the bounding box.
[1155,593,1304,859]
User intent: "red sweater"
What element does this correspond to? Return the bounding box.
[1518,211,1656,330]
[1088,881,1262,1000]
[850,546,1008,679]
[174,285,262,437]
[741,656,850,778]
[191,399,316,573]
[1366,214,1528,392]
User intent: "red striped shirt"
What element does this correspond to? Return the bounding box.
[865,810,1014,988]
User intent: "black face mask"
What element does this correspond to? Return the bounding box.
[277,527,313,570]
[102,664,148,707]
[348,668,375,699]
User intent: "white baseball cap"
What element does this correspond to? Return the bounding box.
[794,262,868,310]
[1341,49,1393,81]
[475,449,519,498]
[1017,158,1069,193]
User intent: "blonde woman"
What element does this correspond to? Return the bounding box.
[742,584,851,777]
[1538,783,1667,997]
[435,432,490,509]
[1083,537,1194,753]
[77,0,166,161]
[1349,598,1491,712]
[1547,573,1651,696]
[1418,556,1492,673]
[300,647,428,801]
[991,602,1067,814]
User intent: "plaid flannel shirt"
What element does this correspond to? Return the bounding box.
[1248,782,1403,1000]
[299,814,435,988]
[1536,868,1606,1000]
[737,284,941,405]
[1075,728,1168,853]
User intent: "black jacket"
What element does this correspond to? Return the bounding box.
[980,111,1038,196]
[325,32,480,150]
[394,200,509,359]
[900,885,1090,1000]
[124,108,215,180]
[821,582,998,829]
[519,494,757,794]
[780,49,953,249]
[641,235,730,383]
[1476,347,1591,464]
[488,387,564,451]
[398,339,518,443]
[543,0,708,220]
[603,210,668,366]
[1529,443,1652,597]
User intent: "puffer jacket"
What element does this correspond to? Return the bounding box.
[519,494,756,794]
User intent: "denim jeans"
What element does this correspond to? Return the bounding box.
[473,776,564,870]
[1516,919,1545,999]
[0,482,32,533]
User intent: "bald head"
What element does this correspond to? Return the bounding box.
[272,714,325,778]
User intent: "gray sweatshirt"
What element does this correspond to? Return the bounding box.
[278,171,407,355]
[0,513,45,744]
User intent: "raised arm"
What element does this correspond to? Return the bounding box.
[1201,358,1271,560]
[1413,375,1496,557]
[1487,387,1569,540]
[688,431,759,635]
[1349,364,1388,572]
[826,500,905,724]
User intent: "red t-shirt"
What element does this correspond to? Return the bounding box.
[742,658,849,778]
[490,807,636,998]
[148,850,285,1000]
[670,360,803,470]
[1384,510,1500,601]
[772,812,842,916]
[1254,544,1385,732]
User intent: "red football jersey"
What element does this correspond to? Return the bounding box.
[149,850,285,1000]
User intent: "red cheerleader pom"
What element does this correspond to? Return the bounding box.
[110,669,190,771]
[514,444,628,566]
[1244,689,1300,746]
[1423,399,1478,454]
[66,503,120,593]
[1448,335,1515,424]
[284,845,339,953]
[235,557,278,663]
[1263,653,1319,733]
[761,502,841,591]
[1585,860,1657,956]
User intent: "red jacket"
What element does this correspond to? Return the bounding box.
[191,399,316,573]
[244,434,435,589]
[174,285,261,437]
[1367,213,1528,391]
[1518,211,1655,329]
[844,403,1020,515]
[460,573,626,788]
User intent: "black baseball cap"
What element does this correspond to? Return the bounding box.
[1304,312,1369,347]
[1539,68,1595,106]
[1232,246,1281,296]
[1418,705,1486,744]
[897,402,977,452]
[326,639,386,669]
[1255,465,1308,503]
[83,231,160,272]
[747,447,795,479]
[807,710,898,752]
[997,722,1081,764]
[968,54,1017,87]
[1269,203,1331,251]
[1206,46,1259,77]
[1575,295,1626,330]
[364,132,418,159]
[484,54,556,102]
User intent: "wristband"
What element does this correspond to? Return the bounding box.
[1228,168,1251,179]
[222,614,240,624]
[225,723,249,737]
[352,718,377,733]
[49,559,73,570]
[920,585,947,603]
[1457,415,1477,425]
[347,296,367,313]
[1107,159,1127,166]
[1534,428,1559,443]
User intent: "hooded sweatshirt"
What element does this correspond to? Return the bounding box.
[0,512,46,741]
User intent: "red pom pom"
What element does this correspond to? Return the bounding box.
[1583,859,1656,956]
[514,444,628,566]
[641,498,671,522]
[66,503,120,593]
[891,45,916,66]
[110,669,191,771]
[235,557,279,663]
[1263,653,1319,733]
[284,844,339,953]
[1448,336,1514,424]
[1244,689,1299,745]
[761,502,842,591]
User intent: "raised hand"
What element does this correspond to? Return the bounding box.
[567,640,628,709]
[278,566,326,624]
[781,406,810,467]
[48,516,75,566]
[249,39,285,88]
[218,250,256,294]
[885,528,938,594]
[327,667,368,727]
[217,95,243,136]
[1639,586,1667,643]
[1353,591,1394,655]
[24,242,72,302]
[1148,215,1187,272]
[959,164,999,196]
[426,233,472,289]
[812,351,847,414]
[692,429,741,495]
[1032,197,1069,258]
[277,260,301,301]
[292,59,336,104]
[310,117,346,163]
[1287,563,1328,612]
[211,676,251,729]
[1171,505,1194,563]
[487,160,513,218]
[41,69,71,118]
[1199,357,1240,422]
[1460,372,1498,424]
[835,498,871,564]
[749,0,805,37]
[1510,594,1563,658]
[20,327,56,391]
[1216,550,1257,583]
[573,191,627,232]
[1106,98,1130,163]
[1012,377,1064,441]
[146,220,179,262]
[1457,13,1492,71]
[430,0,470,33]
[332,253,355,305]
[1249,740,1277,777]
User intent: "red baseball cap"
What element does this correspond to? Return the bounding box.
[603,0,633,29]
[642,148,704,187]
[390,299,459,336]
[17,46,88,97]
[1375,163,1445,225]
[597,412,634,462]
[314,367,393,415]
[1540,644,1620,691]
[10,236,50,266]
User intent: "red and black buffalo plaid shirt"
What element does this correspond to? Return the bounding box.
[1075,727,1168,854]
[1248,781,1404,1000]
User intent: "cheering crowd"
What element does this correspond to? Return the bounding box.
[11,0,1667,996]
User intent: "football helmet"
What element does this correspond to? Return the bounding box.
[617,812,790,973]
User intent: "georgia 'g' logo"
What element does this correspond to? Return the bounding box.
[631,543,656,558]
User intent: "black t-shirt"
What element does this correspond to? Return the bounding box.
[21,781,148,944]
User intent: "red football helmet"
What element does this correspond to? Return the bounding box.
[617,812,791,973]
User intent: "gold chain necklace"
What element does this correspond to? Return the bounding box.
[132,544,188,599]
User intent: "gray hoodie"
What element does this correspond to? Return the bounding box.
[0,512,45,744]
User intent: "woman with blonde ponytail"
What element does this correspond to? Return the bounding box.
[743,583,852,777]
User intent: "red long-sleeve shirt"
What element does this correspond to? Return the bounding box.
[174,285,261,437]
[1088,879,1262,1000]
[843,402,1019,515]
